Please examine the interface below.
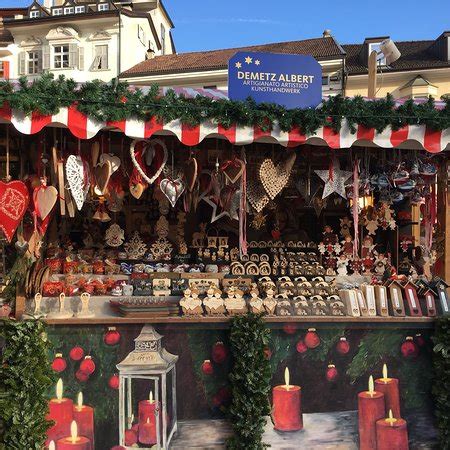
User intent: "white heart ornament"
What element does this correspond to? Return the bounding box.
[66,155,88,211]
[34,186,58,220]
[99,153,121,173]
[160,178,185,207]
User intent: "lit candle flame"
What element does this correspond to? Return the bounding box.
[56,379,63,401]
[146,417,150,424]
[77,392,83,409]
[49,441,55,450]
[70,420,78,444]
[149,391,154,403]
[386,409,397,427]
[368,375,374,397]
[382,364,388,380]
[284,367,290,388]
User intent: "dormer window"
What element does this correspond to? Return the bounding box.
[30,10,40,18]
[98,3,109,11]
[52,8,62,15]
[75,6,85,13]
[64,7,74,15]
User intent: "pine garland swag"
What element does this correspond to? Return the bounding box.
[432,317,450,450]
[0,74,449,134]
[227,313,271,450]
[0,319,54,449]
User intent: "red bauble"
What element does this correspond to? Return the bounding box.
[296,339,308,354]
[401,337,419,358]
[109,374,120,390]
[263,347,272,360]
[415,334,425,347]
[211,342,228,364]
[336,337,350,355]
[125,427,138,446]
[51,353,67,373]
[104,327,121,346]
[304,328,320,349]
[283,323,297,335]
[212,394,222,407]
[76,369,89,382]
[80,356,96,375]
[201,359,214,375]
[326,364,338,382]
[69,346,85,361]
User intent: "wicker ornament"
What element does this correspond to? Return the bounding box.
[130,139,168,185]
[259,151,296,200]
[247,179,269,212]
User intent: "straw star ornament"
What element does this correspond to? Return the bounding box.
[315,159,352,199]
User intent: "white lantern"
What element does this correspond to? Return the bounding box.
[117,325,178,449]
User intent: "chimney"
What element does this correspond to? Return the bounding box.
[323,29,332,38]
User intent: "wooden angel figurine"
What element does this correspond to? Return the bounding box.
[336,255,349,276]
[341,235,353,257]
[203,285,226,315]
[263,287,277,315]
[180,288,204,316]
[248,286,264,314]
[77,292,95,318]
[225,287,248,315]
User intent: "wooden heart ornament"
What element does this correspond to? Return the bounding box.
[160,178,185,207]
[33,185,58,220]
[184,157,198,192]
[99,153,121,173]
[222,158,245,184]
[259,151,297,200]
[0,180,30,242]
[130,182,145,199]
[94,160,112,195]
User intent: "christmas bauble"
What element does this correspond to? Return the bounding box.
[336,337,350,355]
[125,428,138,446]
[108,374,120,390]
[80,356,96,375]
[326,364,338,382]
[414,334,425,347]
[201,359,214,375]
[69,346,85,361]
[211,342,228,364]
[212,394,222,407]
[283,323,297,335]
[263,347,272,360]
[401,336,419,358]
[51,353,67,373]
[296,339,308,354]
[304,328,320,349]
[76,369,89,382]
[104,327,121,346]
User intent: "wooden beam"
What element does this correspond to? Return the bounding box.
[368,50,378,98]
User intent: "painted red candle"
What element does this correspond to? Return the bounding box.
[138,391,158,445]
[47,379,73,443]
[358,375,385,450]
[272,367,303,431]
[73,392,95,446]
[375,364,401,418]
[57,421,91,450]
[376,409,409,450]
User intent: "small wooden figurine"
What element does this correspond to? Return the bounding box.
[203,285,226,315]
[225,287,248,315]
[263,288,277,315]
[248,286,264,314]
[180,288,204,316]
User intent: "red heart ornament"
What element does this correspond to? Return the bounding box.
[0,180,30,242]
[271,229,281,240]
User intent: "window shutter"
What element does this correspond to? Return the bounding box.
[42,46,50,71]
[69,44,78,69]
[37,50,43,74]
[78,46,84,71]
[102,45,108,69]
[18,52,26,75]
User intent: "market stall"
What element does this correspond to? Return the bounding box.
[1,78,449,449]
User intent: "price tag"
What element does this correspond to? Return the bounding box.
[407,288,417,309]
[439,290,449,312]
[393,289,401,309]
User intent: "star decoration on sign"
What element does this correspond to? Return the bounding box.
[315,159,352,199]
[235,62,242,69]
[255,60,261,66]
[245,56,253,64]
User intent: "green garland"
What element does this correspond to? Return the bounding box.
[227,314,271,450]
[0,74,449,134]
[0,319,54,449]
[433,317,450,449]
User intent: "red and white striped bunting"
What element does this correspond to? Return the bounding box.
[0,104,449,152]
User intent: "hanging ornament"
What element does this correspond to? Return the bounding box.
[93,159,112,195]
[222,157,245,185]
[160,177,185,207]
[246,179,269,213]
[315,158,352,199]
[80,356,96,375]
[201,359,214,375]
[263,347,272,360]
[99,153,121,174]
[326,364,339,382]
[66,155,89,211]
[33,182,58,220]
[108,374,120,390]
[183,155,198,192]
[104,327,121,346]
[304,328,320,349]
[283,323,297,335]
[124,231,147,260]
[0,180,30,242]
[211,342,228,364]
[130,139,168,185]
[92,198,111,222]
[51,353,67,373]
[105,223,125,248]
[400,336,419,358]
[414,333,425,347]
[75,369,89,383]
[296,339,308,354]
[250,212,267,230]
[202,197,230,223]
[259,151,296,200]
[336,337,350,355]
[69,346,85,361]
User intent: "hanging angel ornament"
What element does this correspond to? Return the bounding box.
[315,158,352,199]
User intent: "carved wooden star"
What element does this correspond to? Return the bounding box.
[315,161,352,199]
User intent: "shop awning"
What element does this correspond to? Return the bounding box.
[0,99,449,153]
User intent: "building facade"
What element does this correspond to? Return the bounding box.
[0,0,174,82]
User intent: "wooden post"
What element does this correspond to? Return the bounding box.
[368,51,378,98]
[437,161,450,281]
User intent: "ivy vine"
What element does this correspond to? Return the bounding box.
[227,314,271,450]
[0,319,54,449]
[0,74,449,134]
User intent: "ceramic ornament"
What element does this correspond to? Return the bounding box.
[0,180,30,242]
[33,185,58,220]
[130,139,168,185]
[315,159,352,199]
[160,178,185,207]
[66,155,88,211]
[99,153,121,173]
[259,151,296,200]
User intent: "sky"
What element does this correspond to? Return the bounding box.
[1,0,449,52]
